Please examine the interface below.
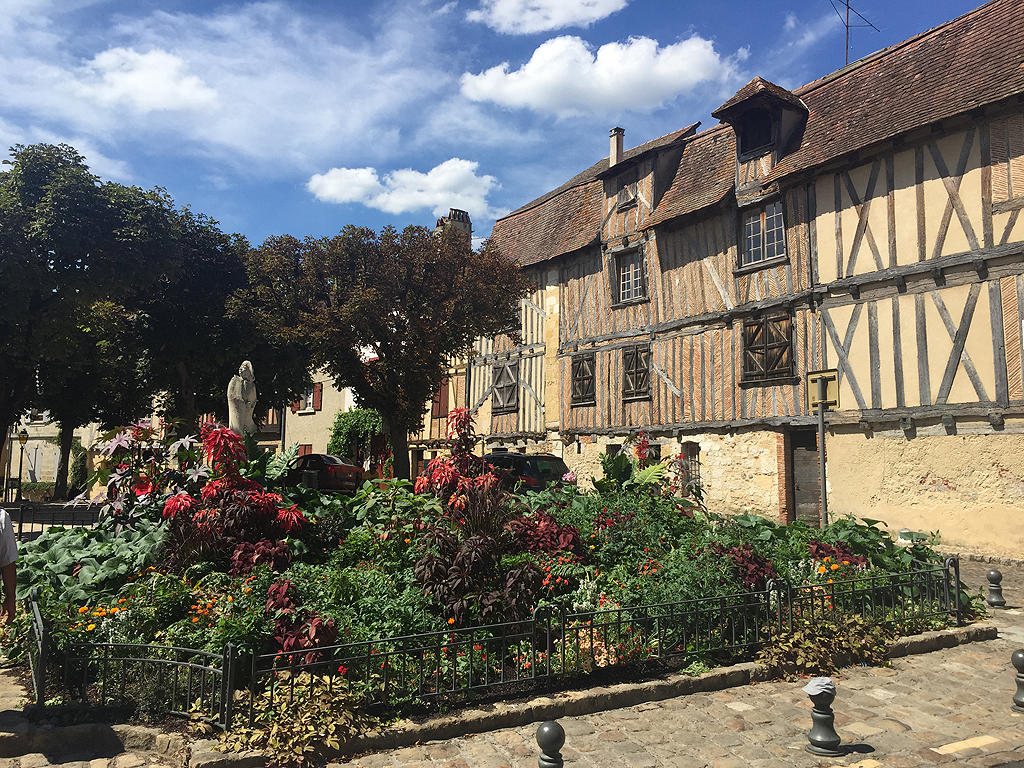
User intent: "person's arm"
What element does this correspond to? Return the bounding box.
[1,562,16,624]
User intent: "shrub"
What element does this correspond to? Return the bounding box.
[756,615,893,677]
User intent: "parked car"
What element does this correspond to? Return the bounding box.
[282,454,363,493]
[482,451,572,491]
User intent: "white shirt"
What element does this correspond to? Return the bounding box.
[0,508,18,568]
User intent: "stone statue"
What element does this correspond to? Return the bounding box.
[227,360,258,436]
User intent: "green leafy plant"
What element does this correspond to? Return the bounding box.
[218,672,379,767]
[756,615,893,677]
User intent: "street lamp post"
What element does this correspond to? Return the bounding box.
[16,430,28,503]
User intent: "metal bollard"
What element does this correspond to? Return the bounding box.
[987,570,1006,608]
[1013,649,1024,713]
[536,720,565,768]
[803,677,844,756]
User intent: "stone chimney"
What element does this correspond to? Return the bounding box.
[609,127,624,167]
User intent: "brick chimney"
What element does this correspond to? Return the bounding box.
[609,127,624,167]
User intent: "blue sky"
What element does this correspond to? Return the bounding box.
[0,0,984,246]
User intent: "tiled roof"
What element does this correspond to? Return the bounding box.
[489,0,1024,266]
[491,124,698,266]
[643,125,736,229]
[711,77,807,120]
[769,0,1024,181]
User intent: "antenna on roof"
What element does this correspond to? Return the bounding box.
[829,0,879,66]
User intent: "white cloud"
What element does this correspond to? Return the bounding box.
[467,0,628,34]
[461,34,738,118]
[0,3,450,173]
[73,48,218,112]
[308,158,505,221]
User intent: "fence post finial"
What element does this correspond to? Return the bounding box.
[536,720,565,768]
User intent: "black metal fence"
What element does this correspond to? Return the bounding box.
[14,503,101,542]
[25,558,962,730]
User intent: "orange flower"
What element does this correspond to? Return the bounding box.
[447,618,455,625]
[227,596,233,602]
[78,606,90,614]
[830,563,839,571]
[86,624,96,631]
[817,566,827,574]
[192,617,199,623]
[842,560,850,565]
[823,556,831,562]
[110,608,119,614]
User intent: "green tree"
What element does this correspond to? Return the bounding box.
[327,408,383,465]
[0,143,179,444]
[245,224,530,479]
[135,210,312,434]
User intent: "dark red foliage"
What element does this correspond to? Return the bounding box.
[414,528,542,627]
[507,512,584,556]
[712,543,778,591]
[266,579,337,665]
[230,539,292,576]
[807,540,868,568]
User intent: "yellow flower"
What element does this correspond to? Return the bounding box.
[78,606,90,614]
[830,563,839,570]
[817,566,826,574]
[86,624,96,631]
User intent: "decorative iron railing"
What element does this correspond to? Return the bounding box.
[25,558,963,730]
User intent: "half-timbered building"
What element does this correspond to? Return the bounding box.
[469,0,1024,555]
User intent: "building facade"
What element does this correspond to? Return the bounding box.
[469,0,1024,556]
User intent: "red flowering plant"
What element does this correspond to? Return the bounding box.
[162,423,308,572]
[86,420,206,526]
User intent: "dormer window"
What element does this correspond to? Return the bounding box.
[739,108,773,157]
[615,167,638,209]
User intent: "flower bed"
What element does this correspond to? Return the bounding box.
[3,413,975,753]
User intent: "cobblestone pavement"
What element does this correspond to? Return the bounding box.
[331,560,1024,768]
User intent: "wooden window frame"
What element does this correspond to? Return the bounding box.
[491,361,519,415]
[571,352,596,406]
[622,343,651,402]
[739,200,786,269]
[614,248,646,305]
[738,107,774,159]
[741,313,796,386]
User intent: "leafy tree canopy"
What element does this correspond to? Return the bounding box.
[245,224,531,478]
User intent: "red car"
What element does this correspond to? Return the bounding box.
[283,454,364,494]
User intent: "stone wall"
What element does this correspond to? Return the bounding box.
[827,422,1024,557]
[561,430,782,520]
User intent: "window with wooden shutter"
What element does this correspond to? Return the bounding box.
[312,382,323,411]
[742,313,794,384]
[622,344,651,401]
[491,361,518,415]
[431,378,450,419]
[571,352,596,406]
[298,444,313,457]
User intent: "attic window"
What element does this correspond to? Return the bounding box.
[615,167,638,209]
[739,108,773,157]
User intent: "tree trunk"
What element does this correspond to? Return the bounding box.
[383,417,411,480]
[53,426,75,501]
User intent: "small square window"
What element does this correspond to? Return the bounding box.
[492,361,518,415]
[622,344,651,401]
[742,313,794,383]
[617,250,645,303]
[742,200,786,267]
[571,353,596,406]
